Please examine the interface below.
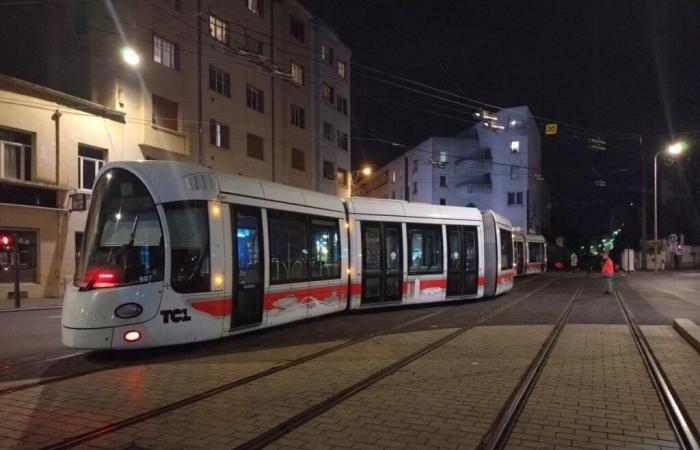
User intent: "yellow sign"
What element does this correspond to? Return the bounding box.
[545,123,557,135]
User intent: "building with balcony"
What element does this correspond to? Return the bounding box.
[356,106,548,234]
[0,0,351,301]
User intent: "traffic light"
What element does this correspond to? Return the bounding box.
[0,234,12,250]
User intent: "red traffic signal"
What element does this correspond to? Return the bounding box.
[0,235,11,248]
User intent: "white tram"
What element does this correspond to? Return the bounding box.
[513,232,547,277]
[62,162,515,349]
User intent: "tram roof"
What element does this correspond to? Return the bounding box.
[110,161,345,213]
[346,197,483,222]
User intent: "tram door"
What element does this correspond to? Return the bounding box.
[446,226,479,296]
[231,206,264,328]
[361,222,403,304]
[514,241,525,275]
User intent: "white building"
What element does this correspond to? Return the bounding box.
[356,106,547,234]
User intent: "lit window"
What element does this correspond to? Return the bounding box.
[291,62,304,85]
[247,0,263,16]
[321,83,334,103]
[337,60,346,78]
[510,119,524,128]
[78,144,106,190]
[290,104,305,129]
[510,140,520,152]
[153,35,178,69]
[209,120,229,148]
[321,45,334,64]
[209,14,228,45]
[439,151,447,163]
[0,129,32,181]
[392,170,396,183]
[246,85,264,113]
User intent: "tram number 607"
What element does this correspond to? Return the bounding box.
[161,309,192,324]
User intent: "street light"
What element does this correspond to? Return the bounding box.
[120,46,140,66]
[653,141,688,271]
[351,167,372,196]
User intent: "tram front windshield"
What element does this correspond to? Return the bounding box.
[75,168,164,289]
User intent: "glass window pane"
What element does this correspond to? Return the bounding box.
[408,224,443,274]
[500,229,513,270]
[384,225,401,271]
[82,159,96,190]
[236,211,261,284]
[164,201,210,292]
[363,224,381,271]
[268,210,308,283]
[448,230,461,271]
[310,217,340,279]
[3,144,20,179]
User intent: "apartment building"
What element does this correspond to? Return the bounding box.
[0,0,351,301]
[356,106,548,234]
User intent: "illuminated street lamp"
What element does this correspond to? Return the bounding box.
[653,141,688,271]
[351,167,373,196]
[120,47,140,66]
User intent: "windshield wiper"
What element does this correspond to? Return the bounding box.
[83,216,139,290]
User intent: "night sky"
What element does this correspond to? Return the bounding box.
[304,0,700,248]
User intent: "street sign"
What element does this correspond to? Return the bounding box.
[545,123,557,135]
[668,234,678,245]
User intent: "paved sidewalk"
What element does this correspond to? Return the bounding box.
[0,297,62,312]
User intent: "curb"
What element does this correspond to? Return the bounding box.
[673,318,700,354]
[0,306,62,313]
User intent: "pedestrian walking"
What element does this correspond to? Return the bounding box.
[601,253,614,294]
[570,252,578,271]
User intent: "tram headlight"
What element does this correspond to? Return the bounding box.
[115,303,143,319]
[123,330,142,343]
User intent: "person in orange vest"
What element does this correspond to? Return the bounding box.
[601,253,615,294]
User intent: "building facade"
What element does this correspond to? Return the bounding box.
[356,106,548,234]
[0,0,351,301]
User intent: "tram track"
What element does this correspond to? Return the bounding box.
[613,281,700,450]
[477,278,585,450]
[39,276,558,450]
[477,275,700,450]
[0,274,547,397]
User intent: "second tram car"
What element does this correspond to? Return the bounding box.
[62,162,515,349]
[513,231,547,276]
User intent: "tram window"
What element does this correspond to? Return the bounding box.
[500,229,513,270]
[408,224,443,274]
[268,210,308,283]
[528,242,543,263]
[310,217,341,280]
[164,201,211,293]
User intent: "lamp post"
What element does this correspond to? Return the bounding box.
[653,142,687,271]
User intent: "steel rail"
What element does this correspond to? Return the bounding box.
[613,282,700,450]
[476,283,584,450]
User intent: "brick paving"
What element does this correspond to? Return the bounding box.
[0,340,344,450]
[506,325,680,450]
[71,328,455,450]
[271,325,553,450]
[642,325,700,432]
